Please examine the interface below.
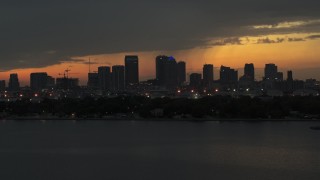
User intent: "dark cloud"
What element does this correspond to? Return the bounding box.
[288,37,305,42]
[257,37,285,44]
[210,38,243,46]
[306,35,320,39]
[1,0,320,70]
[61,58,100,65]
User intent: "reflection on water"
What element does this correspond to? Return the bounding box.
[0,120,319,180]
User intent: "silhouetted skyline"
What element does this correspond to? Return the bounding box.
[1,1,320,84]
[1,55,320,87]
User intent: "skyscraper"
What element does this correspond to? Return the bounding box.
[220,66,238,84]
[264,63,278,80]
[30,72,48,91]
[47,76,55,88]
[87,73,99,89]
[0,80,5,91]
[155,55,178,88]
[98,66,111,90]
[177,61,186,85]
[56,78,79,89]
[244,63,255,81]
[163,56,178,88]
[203,64,214,87]
[190,73,202,89]
[156,55,168,85]
[287,70,293,91]
[8,73,20,91]
[112,65,125,91]
[276,72,284,81]
[239,63,255,89]
[125,55,139,87]
[287,70,293,81]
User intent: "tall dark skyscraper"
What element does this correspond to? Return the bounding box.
[87,73,99,89]
[177,61,186,85]
[203,64,214,87]
[0,80,5,91]
[189,73,202,88]
[30,72,48,91]
[98,66,111,90]
[287,70,293,81]
[47,76,55,88]
[8,73,20,91]
[220,66,238,84]
[156,55,168,85]
[56,78,79,89]
[163,56,178,88]
[264,63,278,80]
[155,56,178,88]
[112,65,125,91]
[125,55,139,87]
[239,63,255,89]
[286,70,294,91]
[244,63,255,81]
[276,72,284,81]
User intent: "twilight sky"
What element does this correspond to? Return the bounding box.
[1,0,320,85]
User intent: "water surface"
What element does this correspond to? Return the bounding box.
[0,120,319,180]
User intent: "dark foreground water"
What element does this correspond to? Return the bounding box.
[0,120,320,180]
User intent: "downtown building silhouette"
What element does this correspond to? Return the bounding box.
[0,80,5,91]
[87,72,99,89]
[177,61,186,86]
[220,66,238,85]
[1,54,320,98]
[98,66,112,90]
[30,72,48,91]
[155,56,186,88]
[264,63,278,80]
[125,55,139,87]
[190,73,202,89]
[8,73,20,92]
[203,64,214,88]
[56,77,79,90]
[239,63,255,89]
[244,63,255,82]
[112,65,125,91]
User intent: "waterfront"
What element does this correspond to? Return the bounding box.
[0,120,319,180]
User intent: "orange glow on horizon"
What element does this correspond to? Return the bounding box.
[1,33,320,86]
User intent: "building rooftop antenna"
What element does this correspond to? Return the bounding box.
[89,58,91,74]
[65,68,71,79]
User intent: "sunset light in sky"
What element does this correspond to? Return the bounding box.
[1,1,320,86]
[1,33,320,86]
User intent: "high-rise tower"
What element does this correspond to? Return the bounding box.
[155,55,178,88]
[156,55,168,85]
[220,66,238,84]
[177,61,186,85]
[8,73,20,91]
[98,66,111,90]
[125,55,139,87]
[264,64,278,80]
[244,63,255,81]
[203,64,214,87]
[112,65,125,91]
[30,72,48,91]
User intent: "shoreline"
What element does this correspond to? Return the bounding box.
[2,117,320,122]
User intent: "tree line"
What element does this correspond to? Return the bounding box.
[0,96,320,119]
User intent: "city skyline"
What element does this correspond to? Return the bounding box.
[1,57,319,102]
[1,1,320,85]
[0,56,315,88]
[0,55,319,86]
